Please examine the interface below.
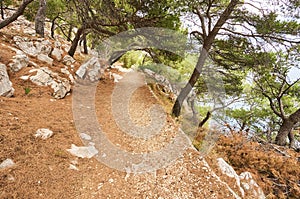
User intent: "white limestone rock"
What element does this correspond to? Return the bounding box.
[17,40,39,56]
[62,55,76,66]
[29,67,71,99]
[35,128,54,139]
[217,158,265,199]
[239,172,265,199]
[35,40,52,55]
[37,54,53,65]
[76,56,106,82]
[9,51,29,72]
[67,144,98,158]
[30,67,54,86]
[51,47,62,61]
[0,63,14,97]
[0,159,15,169]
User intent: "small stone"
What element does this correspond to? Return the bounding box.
[69,164,79,171]
[67,144,98,158]
[97,183,104,190]
[0,158,15,169]
[35,128,54,139]
[20,76,30,80]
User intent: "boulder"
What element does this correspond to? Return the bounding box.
[50,79,71,99]
[14,37,53,58]
[29,67,54,86]
[35,40,52,55]
[62,55,76,66]
[51,47,62,61]
[217,158,265,199]
[239,172,265,199]
[75,56,106,82]
[9,51,29,72]
[0,63,14,97]
[29,67,71,99]
[37,54,53,65]
[217,158,245,197]
[16,40,39,57]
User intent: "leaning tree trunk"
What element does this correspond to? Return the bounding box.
[172,48,208,117]
[275,108,300,146]
[171,0,240,117]
[35,0,46,37]
[0,0,34,29]
[68,26,85,57]
[199,111,211,128]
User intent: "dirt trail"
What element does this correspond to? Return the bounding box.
[0,67,237,198]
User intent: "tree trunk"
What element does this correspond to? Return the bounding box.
[172,48,208,117]
[51,16,59,38]
[83,33,88,54]
[0,0,34,29]
[68,26,85,57]
[79,33,88,54]
[199,111,211,127]
[67,24,73,41]
[275,108,300,146]
[1,0,4,19]
[35,0,46,37]
[171,0,240,117]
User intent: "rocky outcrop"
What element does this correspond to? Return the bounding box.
[29,67,71,99]
[75,56,106,82]
[13,36,56,66]
[37,54,53,65]
[0,63,14,97]
[8,50,29,72]
[217,158,265,199]
[51,48,62,61]
[62,55,76,66]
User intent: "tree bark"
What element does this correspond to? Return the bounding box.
[67,24,73,41]
[68,26,85,57]
[199,111,211,127]
[50,16,59,38]
[83,33,88,54]
[275,108,300,146]
[79,33,88,54]
[1,0,4,19]
[35,0,46,37]
[0,0,34,29]
[171,0,240,117]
